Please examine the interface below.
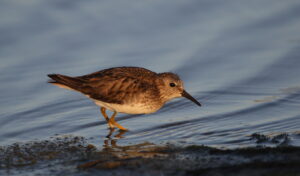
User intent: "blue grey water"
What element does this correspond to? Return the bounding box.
[1,0,300,149]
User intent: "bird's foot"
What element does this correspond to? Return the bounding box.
[109,121,127,131]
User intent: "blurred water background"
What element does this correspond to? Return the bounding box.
[1,0,300,149]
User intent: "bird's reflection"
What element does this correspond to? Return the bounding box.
[105,128,127,139]
[103,128,127,149]
[78,128,168,169]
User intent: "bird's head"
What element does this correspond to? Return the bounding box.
[157,72,201,106]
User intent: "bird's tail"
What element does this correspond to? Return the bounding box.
[48,74,85,91]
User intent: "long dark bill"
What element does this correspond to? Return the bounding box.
[182,90,201,106]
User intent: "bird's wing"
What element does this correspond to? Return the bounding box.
[77,67,158,104]
[77,67,157,80]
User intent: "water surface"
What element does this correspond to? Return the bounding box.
[1,0,300,149]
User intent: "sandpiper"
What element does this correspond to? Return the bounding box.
[48,66,201,131]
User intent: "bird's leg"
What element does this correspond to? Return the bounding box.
[100,107,114,129]
[109,111,128,131]
[106,128,115,138]
[100,107,109,122]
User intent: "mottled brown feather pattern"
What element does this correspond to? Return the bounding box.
[49,67,162,105]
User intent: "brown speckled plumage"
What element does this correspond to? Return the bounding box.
[48,66,201,130]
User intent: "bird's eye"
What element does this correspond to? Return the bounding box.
[169,83,176,87]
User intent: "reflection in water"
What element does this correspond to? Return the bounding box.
[103,128,127,149]
[101,128,166,159]
[79,132,168,170]
[105,128,127,139]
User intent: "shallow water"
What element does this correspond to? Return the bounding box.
[1,0,300,151]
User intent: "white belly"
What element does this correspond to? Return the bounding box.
[93,100,157,114]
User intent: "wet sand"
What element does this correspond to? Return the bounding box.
[1,135,300,176]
